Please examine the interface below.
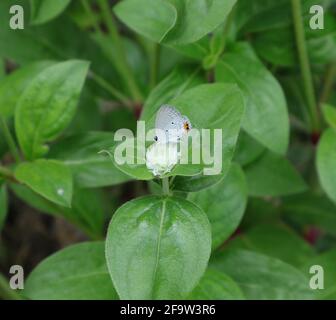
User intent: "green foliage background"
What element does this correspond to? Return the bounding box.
[0,0,336,300]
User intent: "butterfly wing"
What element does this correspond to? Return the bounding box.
[155,105,185,142]
[155,105,183,130]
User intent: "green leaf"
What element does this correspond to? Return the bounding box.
[105,195,211,299]
[30,0,71,25]
[113,138,154,181]
[14,159,73,207]
[0,61,55,117]
[115,0,236,45]
[172,173,225,193]
[61,187,109,238]
[188,269,245,300]
[0,184,8,231]
[216,46,289,154]
[24,242,118,300]
[10,183,109,238]
[280,75,311,125]
[15,60,89,160]
[234,131,264,166]
[283,192,336,236]
[163,0,237,45]
[241,198,281,228]
[253,28,296,67]
[118,83,245,180]
[47,132,131,188]
[114,0,177,43]
[317,129,336,204]
[93,34,147,90]
[306,13,336,65]
[227,224,315,268]
[253,12,336,67]
[159,84,245,176]
[300,249,336,299]
[237,0,332,34]
[210,249,315,299]
[189,164,247,250]
[0,0,116,85]
[234,0,290,33]
[244,151,307,197]
[169,37,210,61]
[140,66,203,121]
[322,104,336,129]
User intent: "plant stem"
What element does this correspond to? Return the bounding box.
[0,165,17,184]
[0,117,21,163]
[162,177,170,196]
[89,71,132,108]
[291,0,320,132]
[319,61,336,106]
[97,0,143,103]
[0,165,14,180]
[222,6,235,53]
[0,274,23,300]
[81,0,101,34]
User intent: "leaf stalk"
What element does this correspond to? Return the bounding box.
[291,0,320,132]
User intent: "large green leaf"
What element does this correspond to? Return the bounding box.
[163,0,237,45]
[140,66,203,121]
[30,0,71,25]
[105,195,211,299]
[253,28,296,67]
[234,0,290,33]
[14,159,73,207]
[234,131,264,166]
[24,242,118,300]
[283,192,336,236]
[167,84,245,178]
[114,0,236,45]
[210,249,315,299]
[227,224,315,268]
[317,129,336,204]
[0,61,55,117]
[0,1,107,69]
[236,0,333,33]
[15,60,89,160]
[119,83,245,180]
[241,198,281,229]
[189,164,247,250]
[0,184,7,231]
[244,151,307,197]
[169,37,210,62]
[216,46,289,154]
[188,269,245,300]
[253,12,336,67]
[234,0,336,67]
[300,249,336,299]
[114,0,177,43]
[47,132,131,188]
[172,172,225,193]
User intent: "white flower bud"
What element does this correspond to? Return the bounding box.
[146,142,180,177]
